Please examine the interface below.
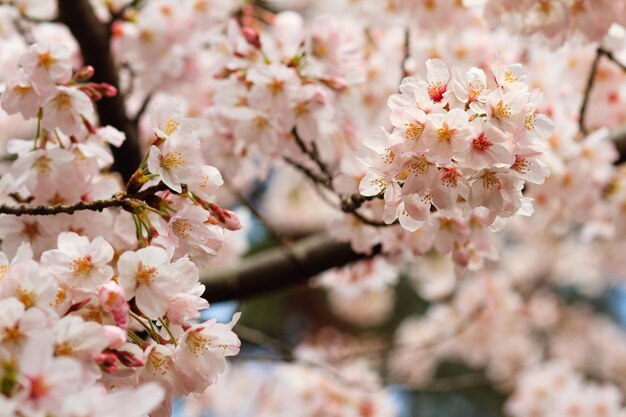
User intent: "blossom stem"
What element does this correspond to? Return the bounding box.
[32,113,41,150]
[129,311,160,342]
[158,317,178,347]
[127,329,145,346]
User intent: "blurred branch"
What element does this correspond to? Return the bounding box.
[108,0,144,28]
[57,0,142,182]
[401,27,410,80]
[285,131,389,227]
[579,47,626,135]
[132,92,153,124]
[235,324,295,360]
[611,125,626,164]
[201,232,377,302]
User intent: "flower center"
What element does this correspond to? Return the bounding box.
[148,350,172,376]
[268,79,284,95]
[428,82,447,102]
[54,342,76,356]
[162,151,185,169]
[163,119,179,136]
[441,168,460,187]
[12,84,33,96]
[511,155,530,174]
[33,156,52,174]
[409,156,430,174]
[135,262,158,286]
[70,255,93,277]
[437,124,454,142]
[172,219,192,239]
[28,376,49,400]
[53,93,72,111]
[2,326,23,345]
[483,172,502,190]
[405,122,424,141]
[38,51,56,70]
[253,115,269,129]
[471,133,493,151]
[16,287,34,308]
[494,101,512,119]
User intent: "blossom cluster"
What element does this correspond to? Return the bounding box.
[484,0,626,47]
[356,59,552,274]
[183,342,397,417]
[0,43,242,417]
[506,362,625,417]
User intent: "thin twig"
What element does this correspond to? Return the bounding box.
[235,324,295,360]
[291,129,333,182]
[283,157,392,227]
[401,27,410,80]
[224,180,300,265]
[579,47,603,135]
[133,92,153,124]
[0,182,167,217]
[579,47,626,135]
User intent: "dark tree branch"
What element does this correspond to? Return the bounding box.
[612,125,626,164]
[132,93,153,124]
[579,47,626,135]
[0,182,167,217]
[0,197,132,216]
[579,47,603,135]
[201,232,377,303]
[57,0,141,182]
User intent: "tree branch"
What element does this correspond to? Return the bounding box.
[579,47,626,135]
[57,0,142,182]
[200,232,376,303]
[0,182,167,217]
[0,198,131,216]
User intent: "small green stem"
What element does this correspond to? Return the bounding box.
[127,330,144,345]
[158,317,178,347]
[32,114,41,150]
[129,311,159,342]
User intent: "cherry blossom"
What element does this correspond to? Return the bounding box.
[41,232,114,291]
[147,131,202,193]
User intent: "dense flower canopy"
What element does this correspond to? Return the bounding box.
[1,0,626,416]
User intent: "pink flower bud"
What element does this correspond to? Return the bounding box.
[242,27,261,49]
[98,281,129,330]
[111,348,145,367]
[74,65,95,82]
[96,351,118,373]
[103,325,127,349]
[208,203,241,231]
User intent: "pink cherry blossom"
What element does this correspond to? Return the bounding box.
[118,245,198,318]
[147,130,202,192]
[41,232,114,291]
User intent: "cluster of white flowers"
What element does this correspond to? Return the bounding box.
[506,362,625,417]
[183,343,397,417]
[355,59,553,275]
[484,0,626,46]
[0,43,242,417]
